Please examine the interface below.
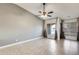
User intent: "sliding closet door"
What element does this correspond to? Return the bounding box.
[63,19,78,40]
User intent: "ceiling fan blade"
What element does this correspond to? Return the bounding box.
[48,11,53,14]
[47,15,52,17]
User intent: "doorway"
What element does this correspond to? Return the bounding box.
[47,23,56,39]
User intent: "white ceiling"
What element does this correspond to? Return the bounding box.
[16,3,79,20]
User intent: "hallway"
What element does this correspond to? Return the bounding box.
[0,38,79,55]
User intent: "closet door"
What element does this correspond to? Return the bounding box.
[63,19,78,40]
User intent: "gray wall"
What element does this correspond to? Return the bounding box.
[0,3,43,46]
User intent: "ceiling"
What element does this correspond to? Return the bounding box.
[16,3,79,20]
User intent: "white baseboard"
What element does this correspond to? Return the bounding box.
[0,37,42,49]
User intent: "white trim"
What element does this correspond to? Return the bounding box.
[57,17,60,40]
[0,37,42,49]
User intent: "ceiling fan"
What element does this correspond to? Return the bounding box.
[38,3,53,18]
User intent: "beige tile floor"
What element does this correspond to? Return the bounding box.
[0,38,79,55]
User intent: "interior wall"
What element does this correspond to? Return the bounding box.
[0,3,43,46]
